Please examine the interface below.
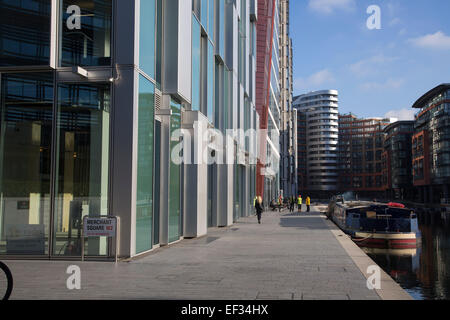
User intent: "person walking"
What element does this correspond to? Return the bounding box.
[255,196,264,224]
[289,196,295,212]
[306,196,311,212]
[297,195,302,212]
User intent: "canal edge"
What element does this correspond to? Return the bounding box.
[320,212,414,300]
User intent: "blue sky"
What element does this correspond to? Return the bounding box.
[290,0,450,119]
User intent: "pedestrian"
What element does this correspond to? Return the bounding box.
[253,196,258,214]
[278,195,283,212]
[306,196,311,212]
[255,196,264,224]
[289,196,295,212]
[297,195,302,212]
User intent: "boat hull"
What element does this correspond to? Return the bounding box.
[353,232,418,249]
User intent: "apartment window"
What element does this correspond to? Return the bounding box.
[59,0,112,67]
[0,0,51,66]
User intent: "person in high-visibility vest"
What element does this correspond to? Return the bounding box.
[297,195,302,212]
[306,196,311,212]
[253,196,258,215]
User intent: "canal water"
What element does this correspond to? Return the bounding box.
[363,211,450,300]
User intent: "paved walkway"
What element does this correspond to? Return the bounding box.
[4,207,411,300]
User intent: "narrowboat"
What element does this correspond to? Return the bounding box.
[327,195,420,249]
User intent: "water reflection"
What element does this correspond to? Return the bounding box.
[364,212,450,300]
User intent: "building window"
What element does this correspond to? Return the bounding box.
[139,0,156,79]
[135,76,155,254]
[0,72,53,255]
[168,98,181,243]
[0,0,52,66]
[192,15,201,111]
[54,82,111,256]
[59,0,112,67]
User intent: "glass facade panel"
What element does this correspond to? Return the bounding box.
[0,0,51,66]
[208,0,214,41]
[139,0,156,79]
[0,72,53,255]
[136,76,155,254]
[54,83,110,256]
[192,15,201,111]
[207,40,214,123]
[200,0,208,29]
[218,0,225,58]
[59,0,112,67]
[168,99,181,243]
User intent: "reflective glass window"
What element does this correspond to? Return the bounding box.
[54,83,110,256]
[140,0,156,78]
[168,99,181,243]
[0,72,53,255]
[192,15,201,111]
[136,76,155,254]
[201,0,207,29]
[207,40,214,123]
[59,0,112,67]
[208,0,214,41]
[0,0,51,66]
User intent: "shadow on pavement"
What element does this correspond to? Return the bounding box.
[279,215,330,230]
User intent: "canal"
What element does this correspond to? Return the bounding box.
[363,211,450,300]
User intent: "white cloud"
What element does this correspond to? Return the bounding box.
[409,31,450,50]
[360,78,405,91]
[294,69,335,92]
[384,108,416,121]
[349,54,398,77]
[308,0,355,15]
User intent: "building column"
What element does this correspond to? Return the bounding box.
[182,111,209,238]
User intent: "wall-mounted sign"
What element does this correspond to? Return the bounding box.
[83,217,116,237]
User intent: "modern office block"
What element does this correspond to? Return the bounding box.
[0,0,260,260]
[279,0,296,198]
[255,0,283,204]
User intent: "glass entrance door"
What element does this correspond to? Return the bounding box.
[53,83,110,257]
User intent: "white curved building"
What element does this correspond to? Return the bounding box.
[293,90,339,194]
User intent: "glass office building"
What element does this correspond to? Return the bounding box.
[0,0,260,260]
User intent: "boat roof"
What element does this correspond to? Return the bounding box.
[337,201,409,210]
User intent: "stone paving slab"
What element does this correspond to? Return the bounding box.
[2,208,410,300]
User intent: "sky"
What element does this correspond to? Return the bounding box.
[290,0,450,120]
